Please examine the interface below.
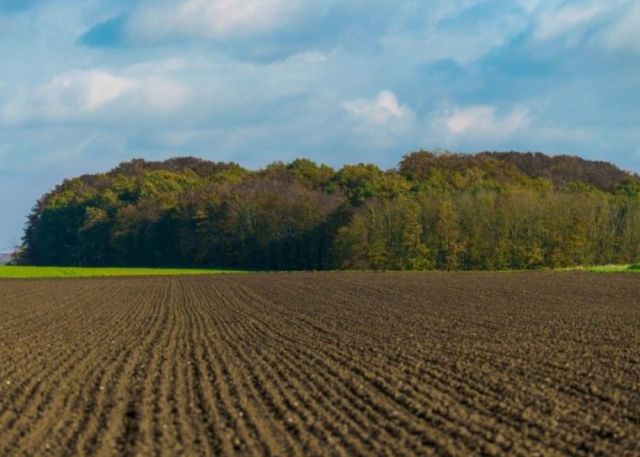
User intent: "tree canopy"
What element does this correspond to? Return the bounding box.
[18,151,640,270]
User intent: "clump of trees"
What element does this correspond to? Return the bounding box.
[18,151,640,270]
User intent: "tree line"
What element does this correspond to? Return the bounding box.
[17,151,640,270]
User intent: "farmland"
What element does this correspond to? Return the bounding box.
[0,272,638,456]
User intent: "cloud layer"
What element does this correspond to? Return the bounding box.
[127,0,306,40]
[1,0,640,250]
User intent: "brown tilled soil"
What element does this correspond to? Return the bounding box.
[0,272,639,456]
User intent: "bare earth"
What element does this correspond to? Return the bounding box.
[0,272,638,456]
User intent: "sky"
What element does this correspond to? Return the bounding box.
[1,0,640,251]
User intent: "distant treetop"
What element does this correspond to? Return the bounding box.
[18,150,640,271]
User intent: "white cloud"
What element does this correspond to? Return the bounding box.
[342,90,417,147]
[138,78,188,113]
[378,2,530,66]
[82,71,136,110]
[127,0,306,40]
[2,68,188,124]
[531,2,640,54]
[534,4,602,41]
[515,0,546,14]
[599,3,640,53]
[440,105,530,138]
[427,29,512,65]
[2,70,135,123]
[343,90,414,127]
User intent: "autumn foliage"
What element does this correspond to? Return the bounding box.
[19,151,640,270]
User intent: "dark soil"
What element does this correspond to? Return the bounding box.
[0,272,638,456]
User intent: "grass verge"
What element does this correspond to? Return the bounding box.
[576,264,640,273]
[2,264,639,279]
[0,266,244,279]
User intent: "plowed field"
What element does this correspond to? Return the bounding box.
[1,272,638,456]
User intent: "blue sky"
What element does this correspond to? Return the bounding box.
[1,0,639,251]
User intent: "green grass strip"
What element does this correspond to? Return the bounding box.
[581,264,640,273]
[2,264,639,279]
[0,266,245,279]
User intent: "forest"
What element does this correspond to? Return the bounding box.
[17,151,640,271]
